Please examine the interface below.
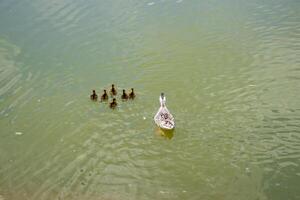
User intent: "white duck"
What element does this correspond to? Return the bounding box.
[154,93,175,130]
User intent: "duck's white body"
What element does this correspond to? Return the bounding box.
[154,94,175,130]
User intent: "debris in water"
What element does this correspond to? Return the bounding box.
[15,132,23,135]
[143,116,146,120]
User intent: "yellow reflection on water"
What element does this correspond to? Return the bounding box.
[156,126,174,139]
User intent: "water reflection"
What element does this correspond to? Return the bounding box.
[156,127,174,139]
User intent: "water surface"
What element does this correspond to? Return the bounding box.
[0,0,300,199]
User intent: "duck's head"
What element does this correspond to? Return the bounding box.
[112,84,115,88]
[131,88,134,92]
[160,93,166,106]
[104,89,107,93]
[92,90,96,94]
[123,89,126,93]
[113,98,116,102]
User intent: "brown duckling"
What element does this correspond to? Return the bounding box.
[129,88,135,99]
[110,84,117,96]
[109,98,117,109]
[90,90,98,101]
[121,89,129,100]
[100,89,109,101]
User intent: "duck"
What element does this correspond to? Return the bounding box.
[110,84,117,96]
[100,89,109,101]
[154,93,175,130]
[90,90,98,101]
[121,89,129,100]
[109,98,117,109]
[129,88,135,99]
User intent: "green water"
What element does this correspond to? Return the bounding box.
[0,0,300,199]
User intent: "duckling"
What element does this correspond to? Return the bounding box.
[129,88,135,99]
[121,89,129,100]
[100,89,109,101]
[110,84,117,96]
[90,90,98,101]
[109,98,117,109]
